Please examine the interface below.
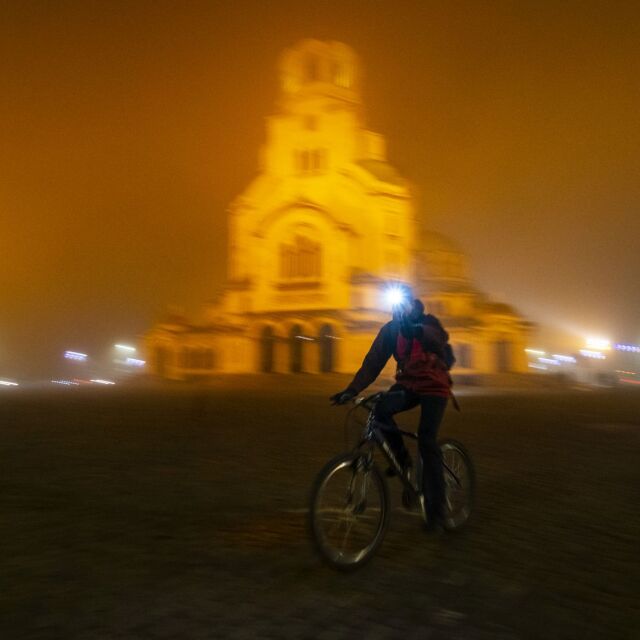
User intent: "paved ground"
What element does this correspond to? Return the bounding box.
[2,376,639,639]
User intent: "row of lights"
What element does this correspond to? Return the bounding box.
[49,344,145,388]
[527,339,640,366]
[616,343,640,353]
[64,344,146,366]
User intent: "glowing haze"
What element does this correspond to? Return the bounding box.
[1,1,639,376]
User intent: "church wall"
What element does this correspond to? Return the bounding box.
[145,40,532,384]
[470,335,495,374]
[217,335,254,374]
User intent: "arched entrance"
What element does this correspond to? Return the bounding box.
[495,340,512,373]
[289,324,303,373]
[260,326,275,373]
[319,324,335,373]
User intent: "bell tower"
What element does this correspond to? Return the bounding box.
[278,40,361,114]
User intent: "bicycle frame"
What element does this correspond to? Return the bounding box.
[353,409,421,502]
[350,393,464,498]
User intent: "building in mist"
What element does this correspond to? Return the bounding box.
[145,40,531,380]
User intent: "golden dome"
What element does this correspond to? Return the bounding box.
[416,230,469,283]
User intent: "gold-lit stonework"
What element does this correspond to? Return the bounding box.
[145,40,531,380]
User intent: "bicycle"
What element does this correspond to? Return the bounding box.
[309,390,475,570]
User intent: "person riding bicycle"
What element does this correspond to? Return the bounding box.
[330,284,454,530]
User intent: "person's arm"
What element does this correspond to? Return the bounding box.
[346,323,395,394]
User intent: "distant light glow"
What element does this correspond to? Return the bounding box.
[125,357,146,367]
[90,379,115,385]
[529,363,548,371]
[64,351,87,362]
[115,344,136,352]
[525,348,546,356]
[294,335,314,341]
[585,337,611,351]
[0,380,19,387]
[615,343,640,353]
[538,357,560,366]
[51,379,80,386]
[580,349,606,360]
[552,354,577,363]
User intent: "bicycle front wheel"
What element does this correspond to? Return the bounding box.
[439,439,475,531]
[309,452,389,570]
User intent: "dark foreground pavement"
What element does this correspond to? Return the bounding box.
[2,377,639,639]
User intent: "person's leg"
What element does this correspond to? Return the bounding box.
[372,385,419,467]
[417,396,448,523]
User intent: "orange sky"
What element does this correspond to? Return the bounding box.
[1,1,639,376]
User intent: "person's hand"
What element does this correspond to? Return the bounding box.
[329,389,356,405]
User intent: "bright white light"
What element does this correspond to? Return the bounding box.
[0,380,18,387]
[553,354,577,364]
[294,335,314,341]
[615,343,640,353]
[51,379,79,386]
[580,349,606,360]
[64,351,87,362]
[90,379,115,385]
[125,357,146,367]
[115,344,136,352]
[539,357,560,366]
[529,363,548,371]
[384,285,410,310]
[585,337,611,351]
[525,349,546,356]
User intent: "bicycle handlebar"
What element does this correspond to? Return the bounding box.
[353,390,406,411]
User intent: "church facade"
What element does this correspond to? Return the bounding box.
[145,40,531,381]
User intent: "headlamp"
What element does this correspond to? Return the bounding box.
[384,285,410,310]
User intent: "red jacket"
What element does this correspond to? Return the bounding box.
[347,314,452,397]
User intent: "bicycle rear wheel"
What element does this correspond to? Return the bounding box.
[310,452,389,570]
[439,439,475,530]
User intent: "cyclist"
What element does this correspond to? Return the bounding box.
[330,285,454,530]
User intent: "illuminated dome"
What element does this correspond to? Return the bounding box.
[416,230,470,284]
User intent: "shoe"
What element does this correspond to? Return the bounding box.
[418,495,444,533]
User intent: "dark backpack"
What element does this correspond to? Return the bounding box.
[443,343,456,370]
[391,316,456,370]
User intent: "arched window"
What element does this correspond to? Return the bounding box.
[319,324,335,373]
[279,235,321,279]
[296,149,326,174]
[495,340,512,373]
[458,344,473,369]
[332,61,352,88]
[290,324,303,373]
[260,326,275,373]
[305,54,320,81]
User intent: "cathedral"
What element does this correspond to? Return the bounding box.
[145,40,531,381]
